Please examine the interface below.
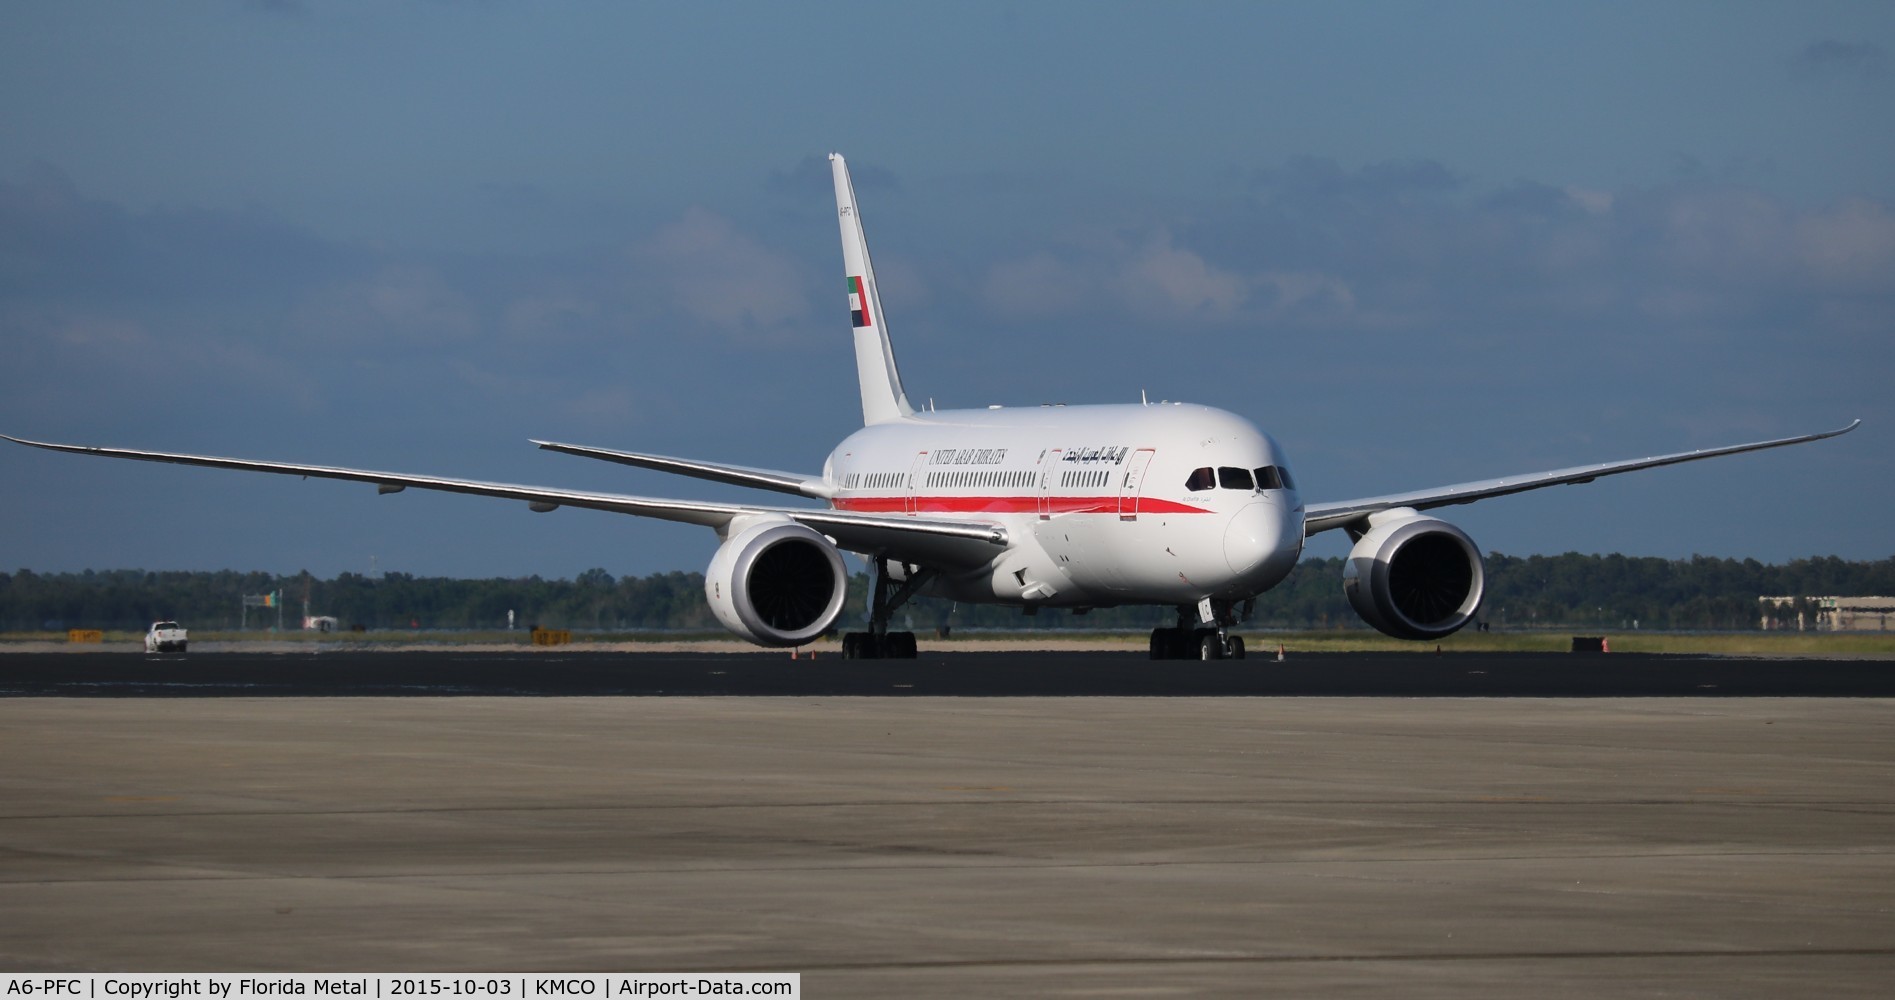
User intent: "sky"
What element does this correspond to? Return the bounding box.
[2,0,1891,582]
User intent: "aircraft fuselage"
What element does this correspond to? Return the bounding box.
[825,401,1305,608]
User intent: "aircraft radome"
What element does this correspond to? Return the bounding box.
[4,154,1860,659]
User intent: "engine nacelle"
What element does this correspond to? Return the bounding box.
[1342,508,1485,640]
[704,519,848,647]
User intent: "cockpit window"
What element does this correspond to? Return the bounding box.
[1254,465,1297,491]
[1217,467,1255,491]
[1185,467,1215,491]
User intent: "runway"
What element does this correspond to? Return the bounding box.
[4,648,1895,697]
[3,651,1892,997]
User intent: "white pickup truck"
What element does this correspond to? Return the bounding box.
[145,621,188,653]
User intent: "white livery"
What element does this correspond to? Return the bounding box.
[6,154,1859,659]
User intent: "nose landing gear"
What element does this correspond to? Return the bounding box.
[1149,601,1248,660]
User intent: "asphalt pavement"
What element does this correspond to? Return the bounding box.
[4,649,1891,997]
[2,648,1891,697]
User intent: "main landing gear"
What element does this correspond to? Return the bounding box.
[840,560,935,660]
[841,631,917,659]
[1149,600,1248,660]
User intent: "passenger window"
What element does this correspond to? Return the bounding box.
[1218,467,1254,491]
[1185,467,1215,491]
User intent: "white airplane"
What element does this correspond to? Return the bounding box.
[4,154,1860,659]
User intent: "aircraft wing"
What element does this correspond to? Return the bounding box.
[531,440,833,499]
[1303,420,1860,537]
[2,435,1006,566]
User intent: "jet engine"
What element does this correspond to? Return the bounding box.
[1342,508,1485,640]
[704,519,848,647]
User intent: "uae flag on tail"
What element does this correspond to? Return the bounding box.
[847,275,872,328]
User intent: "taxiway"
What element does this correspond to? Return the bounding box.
[1,651,1891,997]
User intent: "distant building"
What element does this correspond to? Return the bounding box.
[1759,596,1895,631]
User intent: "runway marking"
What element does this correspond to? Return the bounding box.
[101,796,179,803]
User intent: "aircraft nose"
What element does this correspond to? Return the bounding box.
[1223,501,1285,578]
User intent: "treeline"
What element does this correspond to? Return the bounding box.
[2,554,1891,633]
[0,568,715,632]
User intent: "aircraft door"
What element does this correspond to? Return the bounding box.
[904,451,930,515]
[1037,449,1063,519]
[1118,448,1155,521]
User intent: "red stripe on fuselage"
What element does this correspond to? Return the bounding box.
[831,495,1210,515]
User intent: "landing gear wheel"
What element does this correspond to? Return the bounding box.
[1227,636,1244,660]
[889,631,918,659]
[1198,632,1223,661]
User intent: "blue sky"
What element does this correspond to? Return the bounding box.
[2,1,1890,580]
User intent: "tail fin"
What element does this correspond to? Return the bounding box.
[831,153,914,426]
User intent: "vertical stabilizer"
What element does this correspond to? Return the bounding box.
[831,153,915,426]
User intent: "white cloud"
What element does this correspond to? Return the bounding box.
[1562,186,1614,215]
[1121,233,1251,320]
[634,209,810,337]
[976,232,1369,332]
[1256,270,1355,314]
[501,286,606,343]
[1654,188,1794,281]
[978,252,1091,319]
[1795,198,1895,293]
[293,264,481,345]
[52,313,152,350]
